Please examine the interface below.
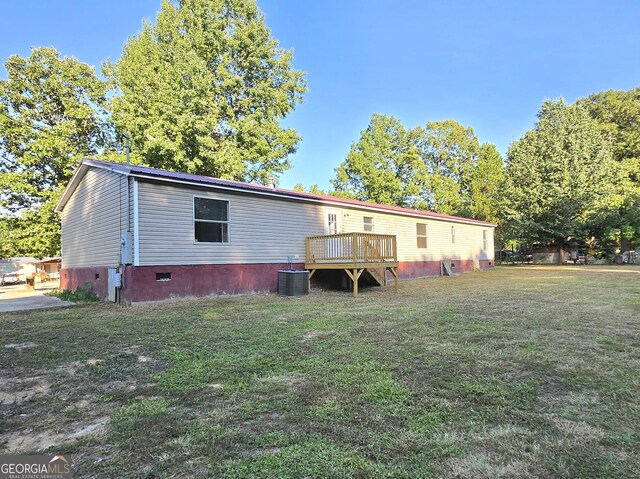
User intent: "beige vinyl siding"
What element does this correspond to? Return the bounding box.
[340,208,494,262]
[137,179,494,265]
[61,168,126,268]
[137,181,325,265]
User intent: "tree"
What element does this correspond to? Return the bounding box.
[0,216,16,258]
[293,183,325,195]
[0,47,111,257]
[332,115,502,219]
[466,143,505,223]
[577,88,640,251]
[331,113,426,208]
[505,99,620,262]
[577,88,640,186]
[416,120,480,214]
[104,0,306,184]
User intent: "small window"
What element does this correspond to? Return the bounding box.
[416,223,428,248]
[327,213,338,235]
[156,272,172,281]
[483,230,488,250]
[451,226,456,244]
[194,197,229,243]
[363,216,374,232]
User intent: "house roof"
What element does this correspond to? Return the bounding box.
[56,159,496,227]
[34,257,62,265]
[1,257,39,264]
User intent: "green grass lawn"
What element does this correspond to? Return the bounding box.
[1,265,639,478]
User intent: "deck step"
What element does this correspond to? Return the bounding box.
[362,267,385,286]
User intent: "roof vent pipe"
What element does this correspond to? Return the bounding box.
[123,133,131,166]
[267,176,277,189]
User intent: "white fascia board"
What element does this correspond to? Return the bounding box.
[55,161,130,213]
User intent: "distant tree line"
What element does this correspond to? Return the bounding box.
[1,0,638,260]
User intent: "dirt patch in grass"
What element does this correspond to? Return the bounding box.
[299,329,335,343]
[0,375,50,406]
[4,417,109,453]
[4,428,64,453]
[548,415,607,443]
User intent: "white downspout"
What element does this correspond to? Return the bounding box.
[133,179,140,267]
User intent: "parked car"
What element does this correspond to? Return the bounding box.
[496,250,514,262]
[1,272,21,286]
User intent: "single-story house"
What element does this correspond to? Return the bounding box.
[35,257,62,279]
[55,159,495,302]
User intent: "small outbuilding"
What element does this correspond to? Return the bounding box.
[34,257,62,279]
[55,159,496,302]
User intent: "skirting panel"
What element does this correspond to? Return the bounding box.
[396,258,494,279]
[61,258,494,303]
[60,267,111,300]
[121,263,302,303]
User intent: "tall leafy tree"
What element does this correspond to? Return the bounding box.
[416,120,480,214]
[577,88,640,186]
[104,0,306,184]
[0,47,110,257]
[577,88,640,251]
[466,143,505,223]
[331,113,426,208]
[505,99,620,261]
[332,115,502,220]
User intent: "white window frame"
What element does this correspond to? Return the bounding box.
[363,216,374,233]
[324,208,342,235]
[416,223,428,249]
[193,196,230,244]
[483,230,488,250]
[451,226,456,244]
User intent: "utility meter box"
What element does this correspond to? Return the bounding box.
[107,268,122,302]
[120,232,133,264]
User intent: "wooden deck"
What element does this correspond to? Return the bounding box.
[305,232,399,296]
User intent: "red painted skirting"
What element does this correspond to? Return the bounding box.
[121,263,302,303]
[60,266,110,300]
[396,259,493,280]
[397,260,442,279]
[61,258,494,303]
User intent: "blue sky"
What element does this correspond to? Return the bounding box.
[1,1,639,189]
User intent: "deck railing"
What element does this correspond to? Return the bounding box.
[305,232,398,264]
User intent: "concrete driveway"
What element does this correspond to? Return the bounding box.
[0,282,73,313]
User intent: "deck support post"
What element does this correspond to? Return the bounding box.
[344,268,364,297]
[307,269,316,291]
[387,266,399,291]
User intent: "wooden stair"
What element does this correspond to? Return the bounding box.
[305,232,399,297]
[362,267,386,286]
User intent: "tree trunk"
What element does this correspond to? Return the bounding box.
[621,238,631,253]
[556,243,565,265]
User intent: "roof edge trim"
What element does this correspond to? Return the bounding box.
[130,172,497,227]
[54,160,130,212]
